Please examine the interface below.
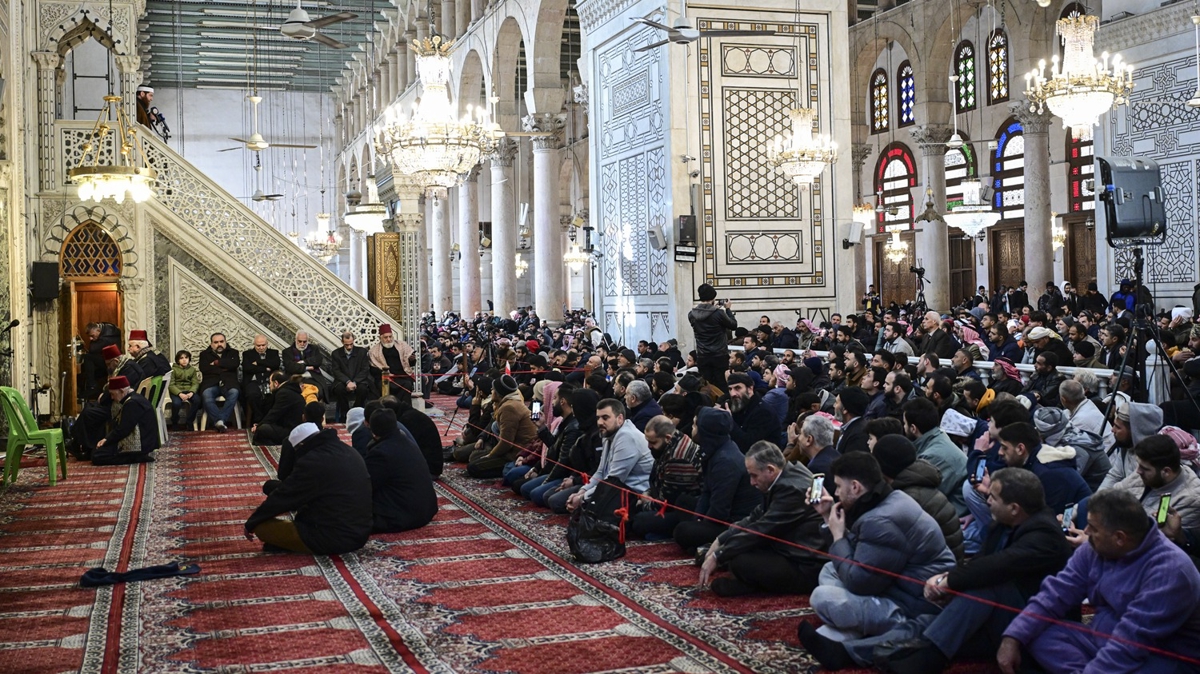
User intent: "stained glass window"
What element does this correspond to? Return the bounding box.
[871,68,889,133]
[1068,133,1095,212]
[874,142,918,232]
[898,61,916,126]
[955,41,977,112]
[988,30,1009,105]
[945,137,978,210]
[993,118,1025,221]
[60,222,121,277]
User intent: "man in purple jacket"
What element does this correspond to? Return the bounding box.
[998,489,1200,674]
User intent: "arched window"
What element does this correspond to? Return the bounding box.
[987,30,1009,105]
[945,135,978,210]
[874,142,918,232]
[954,41,977,112]
[1067,133,1095,213]
[871,68,890,133]
[992,118,1025,221]
[898,61,916,127]
[60,222,121,277]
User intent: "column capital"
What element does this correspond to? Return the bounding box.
[31,51,61,70]
[851,143,872,169]
[487,137,520,167]
[523,113,566,151]
[392,214,424,233]
[426,186,449,201]
[462,164,482,183]
[572,82,589,107]
[909,124,954,156]
[114,54,141,73]
[1010,101,1053,134]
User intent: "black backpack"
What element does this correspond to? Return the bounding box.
[566,477,630,564]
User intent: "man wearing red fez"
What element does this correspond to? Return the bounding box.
[101,344,145,401]
[369,323,416,396]
[127,329,171,377]
[91,376,160,465]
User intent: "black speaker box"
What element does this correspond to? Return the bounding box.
[30,261,60,302]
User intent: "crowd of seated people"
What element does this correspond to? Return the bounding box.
[418,281,1200,672]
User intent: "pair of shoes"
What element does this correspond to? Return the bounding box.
[65,439,87,461]
[877,640,948,674]
[215,420,227,433]
[797,621,854,671]
[710,576,755,597]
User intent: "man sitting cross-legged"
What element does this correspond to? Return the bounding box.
[999,489,1200,674]
[698,441,827,597]
[364,408,437,533]
[800,452,955,656]
[251,372,306,446]
[244,422,373,554]
[809,468,1072,672]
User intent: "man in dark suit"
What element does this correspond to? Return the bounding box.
[198,332,240,432]
[328,330,373,422]
[82,322,121,398]
[252,372,306,445]
[242,334,281,424]
[90,376,161,465]
[835,387,871,454]
[699,442,826,596]
[282,331,325,400]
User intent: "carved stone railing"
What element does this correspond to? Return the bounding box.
[55,121,398,347]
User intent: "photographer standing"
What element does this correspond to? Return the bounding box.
[688,283,737,394]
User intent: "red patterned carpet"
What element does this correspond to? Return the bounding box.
[0,397,1000,673]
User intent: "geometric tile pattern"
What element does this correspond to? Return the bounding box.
[899,62,915,126]
[60,222,121,277]
[726,232,803,262]
[721,45,797,78]
[987,30,1009,105]
[723,88,800,220]
[956,41,977,112]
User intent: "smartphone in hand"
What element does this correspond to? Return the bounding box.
[972,462,987,484]
[1157,494,1172,525]
[1062,503,1077,532]
[808,475,825,505]
[531,401,542,421]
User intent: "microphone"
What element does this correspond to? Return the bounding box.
[1,319,18,333]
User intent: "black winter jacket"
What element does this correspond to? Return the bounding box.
[399,407,444,477]
[716,463,826,566]
[365,432,438,533]
[946,509,1073,600]
[259,381,306,431]
[890,460,966,561]
[688,303,737,359]
[245,428,372,554]
[728,394,783,454]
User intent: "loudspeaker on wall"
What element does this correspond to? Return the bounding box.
[30,261,59,302]
[647,225,668,251]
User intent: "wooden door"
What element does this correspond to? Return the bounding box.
[874,234,917,308]
[61,281,122,415]
[989,226,1025,292]
[948,235,976,308]
[1065,216,1097,288]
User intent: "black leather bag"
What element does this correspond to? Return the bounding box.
[566,478,629,564]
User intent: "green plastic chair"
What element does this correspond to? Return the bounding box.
[1,386,66,486]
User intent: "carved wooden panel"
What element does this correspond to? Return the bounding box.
[1066,217,1097,288]
[875,234,916,307]
[368,233,404,324]
[990,226,1025,291]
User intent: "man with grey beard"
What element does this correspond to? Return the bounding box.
[725,373,783,453]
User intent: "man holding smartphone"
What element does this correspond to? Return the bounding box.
[1104,434,1200,532]
[688,283,737,394]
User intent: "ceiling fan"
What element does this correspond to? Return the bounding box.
[632,13,776,52]
[238,155,284,201]
[280,0,357,49]
[219,95,318,153]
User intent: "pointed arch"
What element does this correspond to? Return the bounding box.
[993,117,1025,221]
[987,29,1009,105]
[897,61,916,127]
[871,68,890,134]
[874,142,918,232]
[46,12,130,56]
[954,40,977,113]
[60,222,121,278]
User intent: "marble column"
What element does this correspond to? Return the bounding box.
[380,60,392,105]
[394,47,408,94]
[851,143,872,294]
[525,113,566,324]
[404,31,418,83]
[489,138,519,317]
[430,188,453,316]
[441,0,457,37]
[32,51,61,190]
[1013,102,1054,293]
[471,0,484,24]
[911,124,953,312]
[114,55,142,125]
[456,0,470,36]
[458,167,482,316]
[417,192,430,313]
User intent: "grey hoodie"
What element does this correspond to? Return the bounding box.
[1099,402,1163,490]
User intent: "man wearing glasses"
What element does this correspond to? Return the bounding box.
[282,331,326,401]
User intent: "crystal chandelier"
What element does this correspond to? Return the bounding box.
[514,253,529,278]
[1024,13,1134,141]
[69,95,157,204]
[883,232,909,264]
[344,177,388,234]
[943,178,1000,239]
[765,108,837,188]
[564,242,591,271]
[376,35,503,189]
[852,201,875,226]
[305,227,342,262]
[1051,212,1067,251]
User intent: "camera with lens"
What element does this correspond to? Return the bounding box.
[910,266,926,277]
